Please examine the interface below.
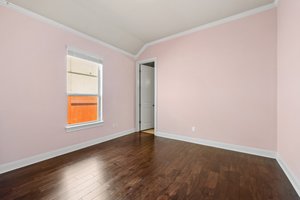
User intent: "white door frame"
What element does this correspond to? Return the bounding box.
[136,58,157,133]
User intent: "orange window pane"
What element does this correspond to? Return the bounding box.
[68,96,98,125]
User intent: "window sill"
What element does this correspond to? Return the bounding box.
[65,121,104,132]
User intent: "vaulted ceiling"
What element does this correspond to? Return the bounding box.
[8,0,274,55]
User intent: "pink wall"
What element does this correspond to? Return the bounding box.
[0,5,281,167]
[138,9,277,151]
[0,7,135,164]
[277,0,300,183]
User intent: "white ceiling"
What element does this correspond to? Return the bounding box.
[8,0,274,55]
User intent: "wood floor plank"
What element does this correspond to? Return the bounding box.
[0,132,299,200]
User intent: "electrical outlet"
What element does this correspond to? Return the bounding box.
[192,126,196,132]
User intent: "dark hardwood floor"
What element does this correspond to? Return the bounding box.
[0,132,299,200]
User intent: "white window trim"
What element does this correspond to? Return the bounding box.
[65,48,104,132]
[66,120,104,132]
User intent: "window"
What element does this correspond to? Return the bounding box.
[66,49,103,131]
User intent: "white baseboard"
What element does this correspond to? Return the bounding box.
[155,131,276,158]
[1,129,299,197]
[0,129,135,174]
[276,154,300,197]
[155,131,300,196]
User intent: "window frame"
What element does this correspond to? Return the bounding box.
[65,48,103,132]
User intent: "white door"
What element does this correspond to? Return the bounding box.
[140,65,154,130]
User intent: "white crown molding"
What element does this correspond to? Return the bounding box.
[2,1,277,58]
[1,2,135,58]
[274,0,280,7]
[0,0,7,5]
[276,154,300,197]
[135,2,276,58]
[155,131,276,158]
[0,129,135,174]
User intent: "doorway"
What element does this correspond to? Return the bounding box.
[136,59,156,134]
